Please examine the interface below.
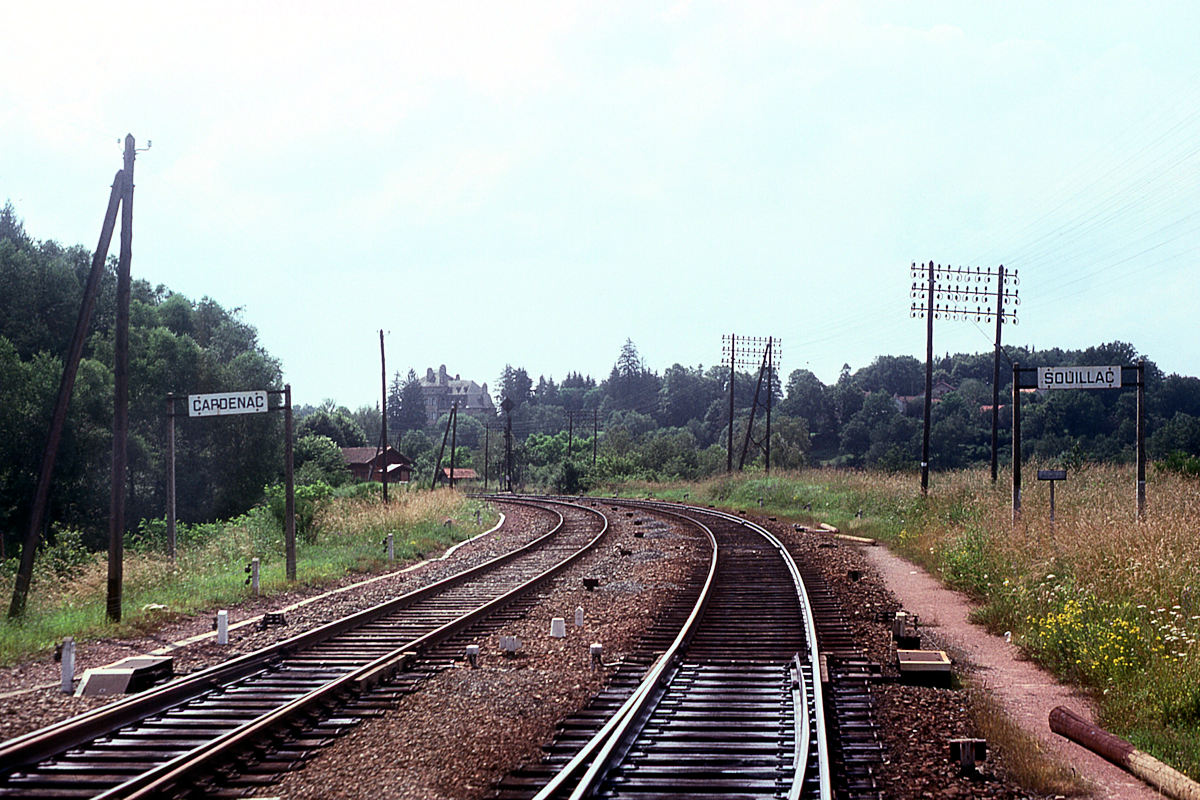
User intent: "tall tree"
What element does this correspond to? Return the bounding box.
[606,339,660,412]
[498,364,532,407]
[0,200,29,245]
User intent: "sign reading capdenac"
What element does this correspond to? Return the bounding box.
[1037,366,1121,390]
[189,390,269,417]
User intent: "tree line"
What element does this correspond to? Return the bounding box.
[296,337,1200,494]
[0,203,283,558]
[6,198,1200,557]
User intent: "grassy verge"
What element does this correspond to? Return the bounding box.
[0,486,495,666]
[597,465,1200,780]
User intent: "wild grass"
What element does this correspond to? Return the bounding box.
[0,487,494,666]
[603,464,1200,780]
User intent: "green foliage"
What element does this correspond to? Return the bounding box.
[553,460,590,494]
[296,406,366,447]
[36,527,92,577]
[1158,451,1200,477]
[265,481,333,544]
[0,492,490,665]
[295,434,350,486]
[0,219,285,557]
[128,517,225,554]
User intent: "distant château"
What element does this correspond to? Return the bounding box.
[420,365,496,423]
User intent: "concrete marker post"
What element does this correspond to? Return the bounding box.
[60,637,75,693]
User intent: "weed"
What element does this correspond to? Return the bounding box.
[0,488,495,665]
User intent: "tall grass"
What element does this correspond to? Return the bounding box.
[0,487,493,666]
[604,465,1200,779]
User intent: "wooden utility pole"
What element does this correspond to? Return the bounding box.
[449,404,457,488]
[8,169,124,618]
[1137,359,1146,519]
[765,342,773,473]
[284,384,296,580]
[432,407,453,490]
[566,410,573,462]
[107,135,136,623]
[738,339,772,471]
[592,408,598,467]
[727,333,735,473]
[1012,362,1022,523]
[166,393,176,559]
[484,426,490,491]
[990,265,1006,482]
[502,398,514,491]
[920,263,934,497]
[379,330,388,503]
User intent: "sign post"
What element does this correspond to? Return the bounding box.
[169,387,294,580]
[1012,363,1144,523]
[188,390,269,417]
[1037,469,1067,534]
[166,393,176,559]
[283,385,295,581]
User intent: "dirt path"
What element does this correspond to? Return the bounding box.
[863,544,1162,800]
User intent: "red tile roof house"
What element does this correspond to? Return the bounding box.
[437,467,478,487]
[341,446,414,483]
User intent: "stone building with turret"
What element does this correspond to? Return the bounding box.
[419,365,496,424]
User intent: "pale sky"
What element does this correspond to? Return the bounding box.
[3,1,1198,408]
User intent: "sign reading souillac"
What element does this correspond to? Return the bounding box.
[1036,366,1121,390]
[189,390,269,417]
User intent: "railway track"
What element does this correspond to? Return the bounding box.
[500,498,831,800]
[0,498,608,799]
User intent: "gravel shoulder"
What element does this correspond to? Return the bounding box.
[862,543,1161,800]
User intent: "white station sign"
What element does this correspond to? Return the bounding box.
[1037,366,1122,390]
[189,390,269,417]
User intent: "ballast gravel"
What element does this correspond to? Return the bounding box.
[1,501,1090,799]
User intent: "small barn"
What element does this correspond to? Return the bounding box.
[437,467,479,487]
[341,446,414,483]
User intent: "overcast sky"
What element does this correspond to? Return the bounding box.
[3,1,1198,408]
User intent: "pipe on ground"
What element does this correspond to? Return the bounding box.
[1049,705,1200,800]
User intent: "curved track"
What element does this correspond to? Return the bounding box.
[516,498,830,800]
[0,498,606,799]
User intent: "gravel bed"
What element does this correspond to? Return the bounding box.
[249,507,709,799]
[766,520,1062,800]
[0,503,557,741]
[2,504,1071,799]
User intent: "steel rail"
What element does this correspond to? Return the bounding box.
[106,498,609,800]
[1,501,567,774]
[676,502,832,800]
[0,498,607,799]
[530,505,719,800]
[537,497,831,800]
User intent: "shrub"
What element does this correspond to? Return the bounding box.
[264,481,333,544]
